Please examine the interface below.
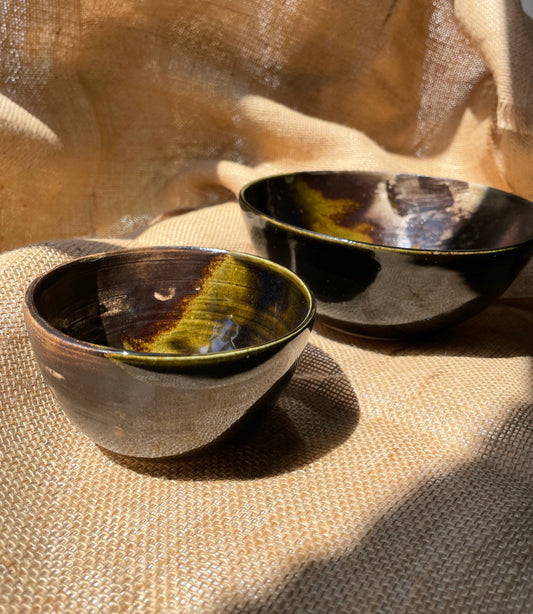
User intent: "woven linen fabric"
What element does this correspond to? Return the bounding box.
[0,0,532,251]
[1,203,532,613]
[1,0,533,612]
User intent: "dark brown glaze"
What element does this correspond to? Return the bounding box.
[119,251,227,352]
[239,171,533,338]
[24,247,316,458]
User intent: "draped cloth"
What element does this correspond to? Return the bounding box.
[1,1,532,612]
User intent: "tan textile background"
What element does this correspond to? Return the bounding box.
[0,0,532,251]
[1,204,532,612]
[1,1,533,612]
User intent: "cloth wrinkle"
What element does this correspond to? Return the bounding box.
[0,2,532,612]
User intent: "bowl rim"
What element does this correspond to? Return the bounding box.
[24,246,316,365]
[238,170,533,256]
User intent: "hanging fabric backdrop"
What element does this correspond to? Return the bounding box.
[1,1,532,612]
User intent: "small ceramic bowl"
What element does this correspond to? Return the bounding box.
[239,171,533,338]
[24,247,316,458]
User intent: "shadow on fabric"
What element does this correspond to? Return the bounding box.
[39,240,358,479]
[45,239,129,260]
[103,344,359,480]
[226,405,533,613]
[314,297,533,360]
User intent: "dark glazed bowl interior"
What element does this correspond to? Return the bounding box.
[24,247,316,458]
[30,247,314,362]
[239,171,533,338]
[241,172,533,251]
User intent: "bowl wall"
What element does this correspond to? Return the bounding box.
[240,172,533,338]
[24,248,315,457]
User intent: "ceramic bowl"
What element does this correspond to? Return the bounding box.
[24,247,316,458]
[239,171,533,338]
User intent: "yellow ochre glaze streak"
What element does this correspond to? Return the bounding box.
[121,253,230,354]
[290,178,376,243]
[121,254,277,355]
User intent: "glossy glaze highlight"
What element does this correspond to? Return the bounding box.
[239,171,533,338]
[24,247,316,458]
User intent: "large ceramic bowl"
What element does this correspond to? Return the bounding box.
[239,171,533,338]
[24,247,316,458]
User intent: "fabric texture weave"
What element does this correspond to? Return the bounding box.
[1,1,532,612]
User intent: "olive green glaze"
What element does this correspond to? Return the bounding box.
[24,247,316,458]
[239,171,533,338]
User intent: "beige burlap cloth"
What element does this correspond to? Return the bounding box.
[1,1,532,612]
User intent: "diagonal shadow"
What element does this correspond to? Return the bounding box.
[103,344,359,480]
[226,404,533,613]
[25,239,358,479]
[35,238,129,261]
[314,296,533,360]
